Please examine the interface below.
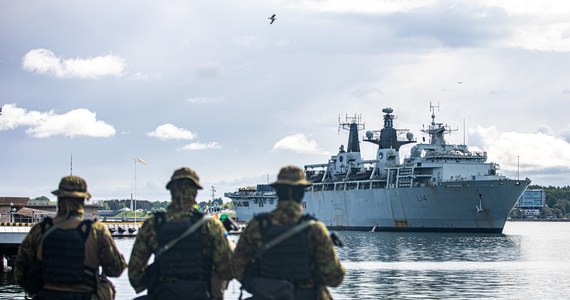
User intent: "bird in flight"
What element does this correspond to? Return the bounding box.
[268,14,276,24]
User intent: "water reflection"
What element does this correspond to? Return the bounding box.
[2,222,570,300]
[337,231,523,263]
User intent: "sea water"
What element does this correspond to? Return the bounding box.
[1,221,569,299]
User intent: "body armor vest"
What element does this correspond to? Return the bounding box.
[154,212,212,282]
[41,218,97,289]
[258,214,315,283]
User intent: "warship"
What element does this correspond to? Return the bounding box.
[225,105,530,232]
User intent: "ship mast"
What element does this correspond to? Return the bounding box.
[364,108,414,150]
[421,102,456,146]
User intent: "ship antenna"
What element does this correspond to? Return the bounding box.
[517,156,520,180]
[463,118,466,145]
[429,101,440,126]
[211,186,216,202]
[337,114,341,135]
[70,153,73,175]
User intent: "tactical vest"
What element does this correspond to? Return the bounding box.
[257,214,315,284]
[41,218,97,290]
[154,212,212,282]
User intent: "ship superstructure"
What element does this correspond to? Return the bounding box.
[225,105,530,232]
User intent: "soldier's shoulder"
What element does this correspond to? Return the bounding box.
[28,221,44,237]
[90,220,108,231]
[308,218,330,235]
[205,215,224,228]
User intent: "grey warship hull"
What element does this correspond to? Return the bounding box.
[304,179,529,232]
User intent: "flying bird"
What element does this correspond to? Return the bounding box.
[268,14,276,24]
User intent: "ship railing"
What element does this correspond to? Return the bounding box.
[308,179,389,192]
[424,152,487,160]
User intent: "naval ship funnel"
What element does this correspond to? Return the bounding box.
[339,114,364,153]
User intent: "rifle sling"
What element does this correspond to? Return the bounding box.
[155,215,212,258]
[256,219,316,259]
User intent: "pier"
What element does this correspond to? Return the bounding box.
[0,220,142,271]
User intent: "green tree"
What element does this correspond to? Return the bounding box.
[29,196,51,205]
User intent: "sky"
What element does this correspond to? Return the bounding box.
[1,0,570,204]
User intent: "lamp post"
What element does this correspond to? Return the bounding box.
[133,158,146,225]
[10,202,16,224]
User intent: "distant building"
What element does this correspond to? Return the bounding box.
[0,197,101,223]
[0,197,31,223]
[515,189,546,217]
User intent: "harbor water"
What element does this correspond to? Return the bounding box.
[1,221,569,299]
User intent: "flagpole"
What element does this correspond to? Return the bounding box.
[133,158,146,226]
[134,158,137,225]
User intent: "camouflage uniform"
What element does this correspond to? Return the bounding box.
[232,166,345,300]
[128,167,234,299]
[14,176,127,298]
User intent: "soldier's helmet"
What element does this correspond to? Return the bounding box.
[271,165,312,187]
[166,167,204,190]
[51,175,92,200]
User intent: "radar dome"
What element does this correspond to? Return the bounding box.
[366,131,374,139]
[406,132,414,141]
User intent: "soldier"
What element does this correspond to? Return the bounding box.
[14,175,126,300]
[128,167,234,300]
[232,165,345,300]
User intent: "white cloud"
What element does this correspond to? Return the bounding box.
[22,48,126,79]
[0,104,115,138]
[181,142,222,150]
[561,125,570,143]
[146,124,196,140]
[536,125,554,136]
[272,133,330,155]
[469,126,570,174]
[186,97,222,104]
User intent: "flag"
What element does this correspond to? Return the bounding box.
[136,158,146,165]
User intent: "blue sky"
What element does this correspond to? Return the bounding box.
[1,0,570,203]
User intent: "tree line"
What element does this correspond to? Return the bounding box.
[100,199,170,211]
[99,198,233,211]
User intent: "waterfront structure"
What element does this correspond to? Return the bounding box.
[515,189,546,217]
[226,105,531,233]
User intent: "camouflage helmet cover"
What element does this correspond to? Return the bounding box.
[166,167,203,190]
[51,175,92,199]
[271,165,312,187]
